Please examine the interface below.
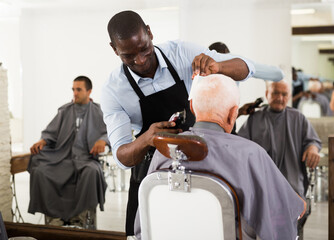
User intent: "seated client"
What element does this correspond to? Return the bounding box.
[28,76,109,227]
[135,74,306,240]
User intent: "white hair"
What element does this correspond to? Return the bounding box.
[266,80,291,92]
[308,80,321,92]
[191,74,239,118]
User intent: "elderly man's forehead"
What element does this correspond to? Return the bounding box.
[269,81,290,91]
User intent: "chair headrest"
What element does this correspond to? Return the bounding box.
[153,132,208,161]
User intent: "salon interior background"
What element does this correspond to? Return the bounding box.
[0,0,333,152]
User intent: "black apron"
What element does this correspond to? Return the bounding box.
[123,46,195,235]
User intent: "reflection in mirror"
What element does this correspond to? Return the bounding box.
[291,3,333,239]
[291,3,334,118]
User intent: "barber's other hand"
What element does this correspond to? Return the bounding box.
[30,139,47,155]
[145,121,181,146]
[238,102,257,116]
[90,140,107,156]
[192,53,219,78]
[302,145,320,169]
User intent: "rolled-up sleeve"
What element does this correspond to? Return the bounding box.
[101,79,133,170]
[252,61,284,82]
[204,49,255,81]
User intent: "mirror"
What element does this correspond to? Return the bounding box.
[291,2,334,116]
[291,3,333,239]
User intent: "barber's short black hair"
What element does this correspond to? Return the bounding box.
[209,42,230,54]
[73,76,92,90]
[107,10,147,46]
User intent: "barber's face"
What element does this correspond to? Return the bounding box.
[112,26,156,78]
[72,81,91,105]
[266,82,290,112]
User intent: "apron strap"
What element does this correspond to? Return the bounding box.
[155,46,182,83]
[123,64,145,100]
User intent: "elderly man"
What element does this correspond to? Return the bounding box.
[238,80,321,238]
[238,80,321,198]
[28,76,108,227]
[135,74,306,240]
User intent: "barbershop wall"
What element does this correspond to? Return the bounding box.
[179,0,292,129]
[0,17,21,119]
[0,65,13,221]
[20,8,179,151]
[292,38,334,80]
[2,1,292,150]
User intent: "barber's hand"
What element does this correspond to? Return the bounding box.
[192,53,219,78]
[238,102,257,116]
[90,140,107,156]
[303,91,316,99]
[30,139,47,155]
[302,145,320,169]
[145,121,181,147]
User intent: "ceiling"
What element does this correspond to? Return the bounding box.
[0,0,333,24]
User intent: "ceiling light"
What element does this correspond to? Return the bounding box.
[291,8,316,15]
[301,35,334,41]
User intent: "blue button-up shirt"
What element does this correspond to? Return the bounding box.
[101,40,257,168]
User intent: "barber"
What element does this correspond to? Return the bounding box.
[101,10,255,236]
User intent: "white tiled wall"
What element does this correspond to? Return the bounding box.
[0,64,13,221]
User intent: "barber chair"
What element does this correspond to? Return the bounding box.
[138,132,241,240]
[99,151,126,192]
[10,153,31,223]
[298,98,322,118]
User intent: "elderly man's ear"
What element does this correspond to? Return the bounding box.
[227,106,238,131]
[190,100,194,116]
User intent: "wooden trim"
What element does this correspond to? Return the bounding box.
[10,153,31,174]
[4,222,126,240]
[329,135,334,240]
[292,25,334,35]
[319,49,334,54]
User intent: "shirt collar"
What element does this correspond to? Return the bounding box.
[193,121,225,132]
[266,105,286,115]
[125,46,168,84]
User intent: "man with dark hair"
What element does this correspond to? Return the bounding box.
[28,76,109,228]
[208,41,230,53]
[74,75,92,90]
[101,10,281,236]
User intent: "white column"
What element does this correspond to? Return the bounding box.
[0,64,13,221]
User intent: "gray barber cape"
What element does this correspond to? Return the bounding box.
[27,101,108,221]
[238,106,321,198]
[136,123,305,240]
[298,92,333,116]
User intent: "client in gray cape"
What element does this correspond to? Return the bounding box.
[135,74,306,240]
[238,80,321,199]
[28,76,109,226]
